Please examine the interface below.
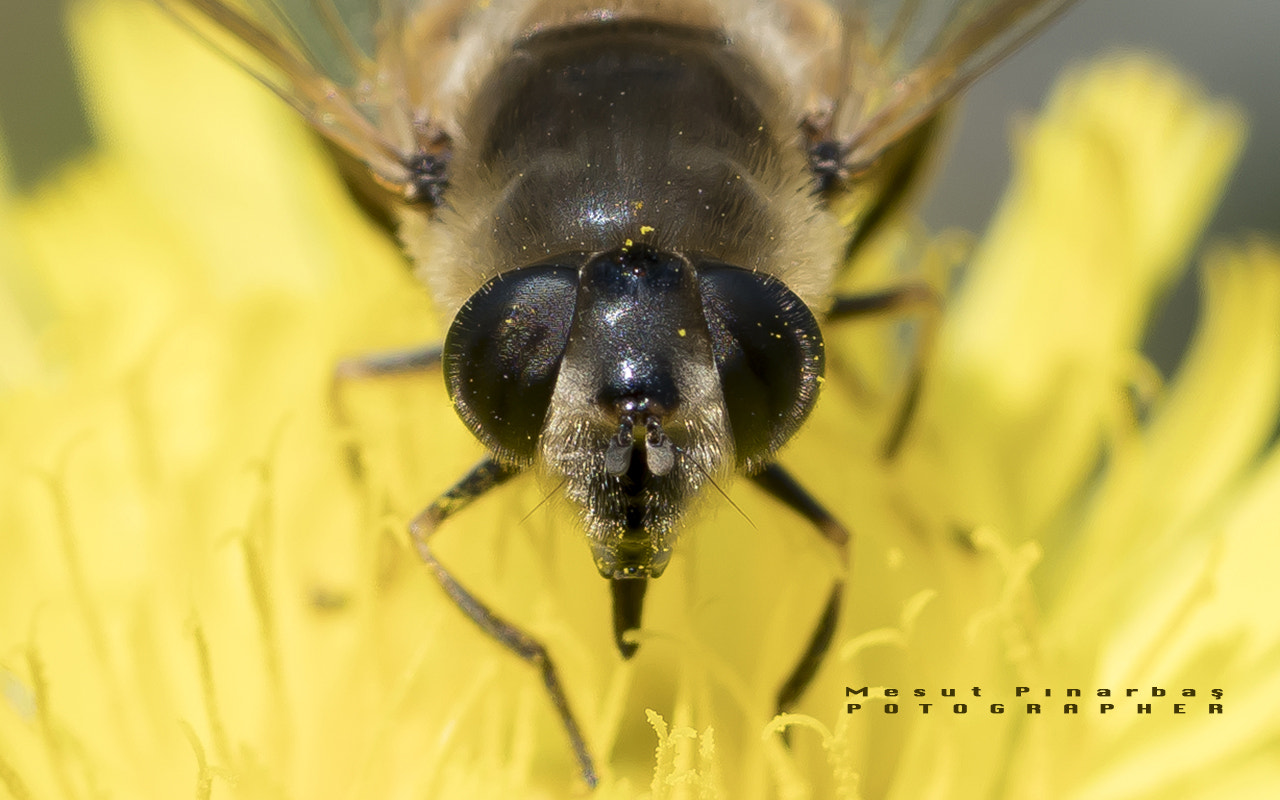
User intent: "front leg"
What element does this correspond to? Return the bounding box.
[408,457,600,789]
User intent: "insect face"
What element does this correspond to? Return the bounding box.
[159,0,1079,787]
[445,245,825,580]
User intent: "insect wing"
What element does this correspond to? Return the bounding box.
[157,0,1080,193]
[154,0,430,194]
[827,0,1078,170]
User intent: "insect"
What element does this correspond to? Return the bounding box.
[158,0,1077,786]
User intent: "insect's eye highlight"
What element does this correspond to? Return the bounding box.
[698,262,825,469]
[444,264,578,463]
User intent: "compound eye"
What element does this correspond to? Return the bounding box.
[698,263,824,469]
[444,264,578,463]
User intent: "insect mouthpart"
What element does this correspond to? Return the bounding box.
[594,406,682,582]
[534,246,726,578]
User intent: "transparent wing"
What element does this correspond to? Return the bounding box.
[825,0,1079,170]
[157,0,1078,190]
[154,0,450,197]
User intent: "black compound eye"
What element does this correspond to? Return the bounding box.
[444,264,578,463]
[698,263,824,468]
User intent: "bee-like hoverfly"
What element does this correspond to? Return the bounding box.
[157,0,1077,785]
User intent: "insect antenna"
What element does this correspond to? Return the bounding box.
[675,445,756,532]
[520,478,569,526]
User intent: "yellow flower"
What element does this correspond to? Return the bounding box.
[2,1,1278,798]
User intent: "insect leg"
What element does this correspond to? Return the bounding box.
[334,344,443,379]
[803,111,940,261]
[837,115,942,264]
[825,283,942,459]
[750,463,851,717]
[409,457,599,789]
[330,345,443,476]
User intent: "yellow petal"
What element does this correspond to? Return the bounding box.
[3,1,1276,798]
[932,55,1247,538]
